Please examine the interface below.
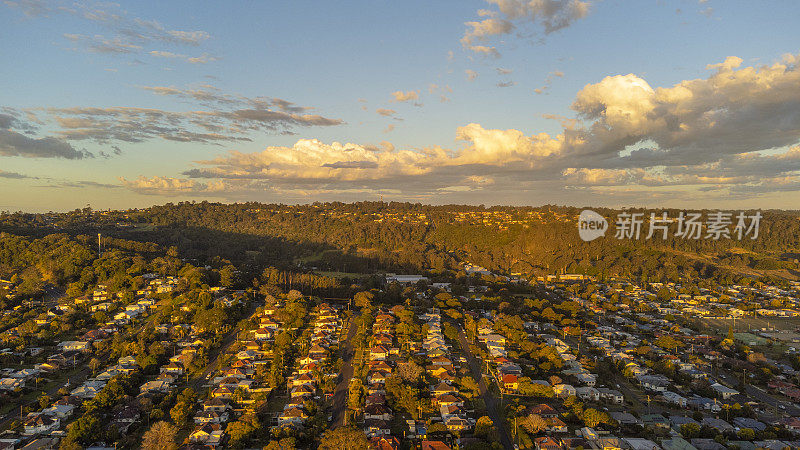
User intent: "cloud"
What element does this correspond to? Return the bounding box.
[64,33,142,54]
[462,0,591,55]
[561,167,659,186]
[138,85,238,106]
[148,50,218,64]
[164,29,210,46]
[461,17,513,56]
[119,175,225,196]
[139,85,311,115]
[7,1,214,61]
[497,80,515,88]
[465,69,478,81]
[0,130,88,159]
[16,85,343,146]
[0,114,88,159]
[496,67,513,75]
[180,122,566,190]
[37,179,121,189]
[534,70,564,94]
[488,0,591,33]
[121,53,800,203]
[390,90,420,103]
[570,53,800,165]
[376,108,397,117]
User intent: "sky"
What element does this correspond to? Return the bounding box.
[2,0,800,212]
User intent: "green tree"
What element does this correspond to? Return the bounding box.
[681,423,701,439]
[475,416,494,439]
[354,291,374,308]
[318,427,369,450]
[226,414,261,448]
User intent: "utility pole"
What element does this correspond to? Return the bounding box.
[97,233,102,256]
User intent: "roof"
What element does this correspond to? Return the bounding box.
[420,441,451,450]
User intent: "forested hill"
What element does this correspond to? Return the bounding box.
[2,202,799,285]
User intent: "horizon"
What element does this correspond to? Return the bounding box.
[5,200,800,216]
[2,1,800,211]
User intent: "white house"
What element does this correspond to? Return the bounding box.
[23,414,60,435]
[576,386,600,402]
[553,383,576,398]
[663,391,687,407]
[575,372,597,387]
[711,382,739,400]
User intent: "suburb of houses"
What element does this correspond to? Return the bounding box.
[2,266,800,450]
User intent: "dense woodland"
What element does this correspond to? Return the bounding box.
[1,202,799,296]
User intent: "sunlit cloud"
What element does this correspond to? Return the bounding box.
[461,0,591,56]
[113,53,800,202]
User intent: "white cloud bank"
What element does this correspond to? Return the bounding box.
[123,53,800,204]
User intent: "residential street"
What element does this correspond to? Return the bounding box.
[455,324,514,450]
[331,314,359,428]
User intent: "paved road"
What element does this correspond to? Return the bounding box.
[0,365,91,430]
[331,315,359,428]
[192,298,262,391]
[716,369,800,418]
[454,324,514,450]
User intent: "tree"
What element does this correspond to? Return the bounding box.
[170,400,193,427]
[654,335,683,351]
[226,414,260,448]
[318,427,369,450]
[681,423,701,439]
[460,375,480,398]
[522,414,547,434]
[737,428,755,441]
[354,291,374,308]
[657,286,673,301]
[428,423,448,434]
[89,358,102,376]
[142,421,178,450]
[475,416,494,439]
[397,361,424,384]
[264,437,298,450]
[580,408,608,428]
[65,413,101,445]
[38,393,51,409]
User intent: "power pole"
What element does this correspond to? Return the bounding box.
[97,233,102,256]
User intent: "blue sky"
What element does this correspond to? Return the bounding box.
[2,0,800,211]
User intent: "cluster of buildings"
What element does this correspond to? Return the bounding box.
[277,303,341,428]
[362,310,399,440]
[421,311,473,435]
[184,302,285,447]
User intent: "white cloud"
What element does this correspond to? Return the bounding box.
[149,50,218,64]
[390,90,420,103]
[119,175,226,196]
[122,53,800,203]
[376,108,397,117]
[461,17,513,56]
